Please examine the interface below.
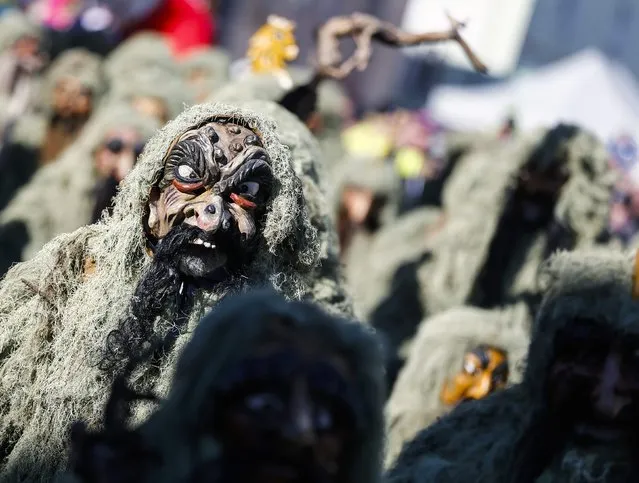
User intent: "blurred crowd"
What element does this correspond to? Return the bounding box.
[1,2,639,483]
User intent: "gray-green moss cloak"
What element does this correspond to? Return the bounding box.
[0,103,160,274]
[0,101,350,482]
[85,290,386,483]
[387,248,639,483]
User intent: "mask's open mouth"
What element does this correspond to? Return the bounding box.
[190,238,217,249]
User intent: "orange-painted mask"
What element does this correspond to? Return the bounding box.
[247,15,299,83]
[440,345,509,406]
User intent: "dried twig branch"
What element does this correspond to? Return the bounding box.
[314,11,488,80]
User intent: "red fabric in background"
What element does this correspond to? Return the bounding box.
[133,0,215,56]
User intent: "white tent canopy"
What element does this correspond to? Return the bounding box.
[427,49,639,142]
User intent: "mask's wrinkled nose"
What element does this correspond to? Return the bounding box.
[184,194,230,233]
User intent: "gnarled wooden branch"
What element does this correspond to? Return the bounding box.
[315,11,488,80]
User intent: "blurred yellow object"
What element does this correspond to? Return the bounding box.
[395,147,426,179]
[342,122,393,159]
[247,15,299,88]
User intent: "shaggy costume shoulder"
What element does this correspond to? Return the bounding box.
[128,291,385,483]
[384,303,531,467]
[387,249,639,483]
[363,207,442,362]
[417,125,616,316]
[0,102,332,481]
[0,103,160,274]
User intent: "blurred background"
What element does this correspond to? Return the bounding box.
[3,0,639,248]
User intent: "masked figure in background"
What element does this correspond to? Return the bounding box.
[385,303,530,466]
[65,290,385,483]
[388,249,639,483]
[102,32,176,80]
[101,32,191,123]
[0,47,104,210]
[0,10,46,142]
[407,125,615,322]
[335,157,440,322]
[0,103,159,276]
[245,15,299,89]
[107,66,193,124]
[0,101,351,481]
[180,47,231,103]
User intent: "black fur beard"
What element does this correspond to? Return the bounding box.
[90,175,119,224]
[99,224,203,376]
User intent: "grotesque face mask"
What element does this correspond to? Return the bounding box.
[547,320,639,446]
[52,76,93,119]
[145,120,273,281]
[92,128,148,224]
[132,96,170,124]
[440,345,509,406]
[209,320,360,483]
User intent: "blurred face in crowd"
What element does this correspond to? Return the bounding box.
[12,35,46,72]
[53,76,93,119]
[94,128,146,182]
[132,96,169,124]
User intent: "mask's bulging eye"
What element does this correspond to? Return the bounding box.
[176,164,199,181]
[239,181,260,197]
